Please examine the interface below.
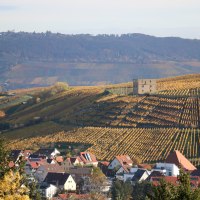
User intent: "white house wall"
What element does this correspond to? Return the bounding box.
[45,184,58,199]
[64,175,76,191]
[108,159,121,170]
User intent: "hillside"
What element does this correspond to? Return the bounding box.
[1,32,200,89]
[1,74,200,165]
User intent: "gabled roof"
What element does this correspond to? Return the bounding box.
[190,176,200,188]
[147,171,164,181]
[56,156,64,163]
[47,158,54,164]
[44,172,71,186]
[10,150,22,162]
[22,150,32,159]
[79,152,98,164]
[29,154,46,159]
[29,162,40,169]
[132,169,148,182]
[34,148,57,157]
[138,164,152,170]
[151,176,200,188]
[100,161,110,167]
[38,163,65,173]
[151,176,178,186]
[166,150,196,171]
[115,155,133,166]
[119,165,132,173]
[69,167,93,176]
[191,169,200,177]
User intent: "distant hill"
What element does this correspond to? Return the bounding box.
[0,31,200,89]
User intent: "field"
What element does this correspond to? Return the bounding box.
[9,127,200,166]
[1,74,200,165]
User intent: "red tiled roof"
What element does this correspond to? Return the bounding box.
[55,156,64,163]
[22,150,32,158]
[138,164,152,170]
[8,161,15,168]
[100,161,110,166]
[29,162,40,169]
[116,155,133,166]
[151,176,178,186]
[151,176,200,188]
[79,152,98,164]
[166,150,196,171]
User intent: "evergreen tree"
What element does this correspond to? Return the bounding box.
[112,179,133,200]
[149,168,200,200]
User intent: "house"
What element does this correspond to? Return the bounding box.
[25,157,48,175]
[146,171,164,181]
[10,150,23,163]
[44,172,76,191]
[115,165,132,181]
[151,176,178,186]
[190,176,200,188]
[69,167,93,184]
[40,184,58,199]
[79,152,98,167]
[34,148,60,158]
[150,176,200,188]
[35,164,65,182]
[47,158,56,164]
[191,169,200,177]
[133,79,157,95]
[98,161,112,176]
[122,166,143,182]
[55,156,64,164]
[108,155,133,171]
[68,167,94,192]
[165,150,196,171]
[61,159,73,172]
[132,169,150,183]
[70,156,84,166]
[28,154,47,160]
[22,150,32,160]
[153,163,180,176]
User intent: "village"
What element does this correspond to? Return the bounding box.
[7,145,200,200]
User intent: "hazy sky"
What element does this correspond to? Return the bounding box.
[1,0,200,39]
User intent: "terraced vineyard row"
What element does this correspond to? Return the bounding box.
[72,95,200,128]
[157,88,200,97]
[9,127,200,166]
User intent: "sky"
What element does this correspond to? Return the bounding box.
[0,0,200,39]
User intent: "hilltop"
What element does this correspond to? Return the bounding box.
[1,32,200,89]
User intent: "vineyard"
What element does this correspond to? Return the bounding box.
[1,74,200,166]
[71,94,200,128]
[9,126,200,166]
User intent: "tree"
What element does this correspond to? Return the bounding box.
[28,181,41,200]
[0,170,30,200]
[0,138,10,178]
[176,169,200,200]
[150,179,177,200]
[51,82,69,95]
[0,138,40,200]
[149,168,200,200]
[90,167,107,192]
[132,181,153,200]
[112,179,133,200]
